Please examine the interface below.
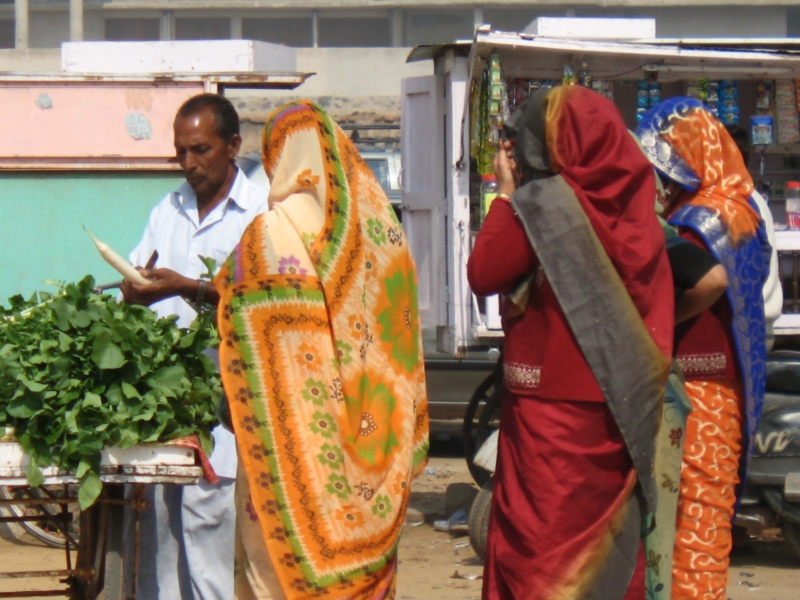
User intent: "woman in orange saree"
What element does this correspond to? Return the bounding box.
[637,98,770,599]
[215,101,429,599]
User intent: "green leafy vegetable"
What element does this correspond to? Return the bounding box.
[0,276,221,509]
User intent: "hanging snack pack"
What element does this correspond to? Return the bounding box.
[776,80,800,144]
[636,80,660,123]
[756,80,774,111]
[591,79,614,102]
[719,81,740,126]
[796,79,800,113]
[562,62,577,86]
[469,79,482,160]
[705,80,720,119]
[751,115,775,146]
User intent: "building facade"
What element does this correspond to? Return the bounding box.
[2,1,800,146]
[3,1,800,50]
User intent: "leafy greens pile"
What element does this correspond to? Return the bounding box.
[0,276,221,508]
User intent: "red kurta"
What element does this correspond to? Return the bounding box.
[469,200,605,399]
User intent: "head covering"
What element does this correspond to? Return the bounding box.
[507,85,673,359]
[215,101,428,598]
[636,97,760,243]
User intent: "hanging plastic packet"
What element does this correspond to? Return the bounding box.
[563,62,577,86]
[469,80,482,160]
[751,115,775,146]
[796,79,800,113]
[649,82,661,106]
[489,55,502,84]
[579,62,592,88]
[719,80,740,126]
[756,80,773,111]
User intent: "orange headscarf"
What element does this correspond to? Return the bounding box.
[216,101,428,598]
[636,97,760,243]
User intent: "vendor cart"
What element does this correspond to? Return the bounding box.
[398,24,800,552]
[0,443,203,599]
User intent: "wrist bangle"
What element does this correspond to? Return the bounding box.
[495,194,512,204]
[196,279,207,305]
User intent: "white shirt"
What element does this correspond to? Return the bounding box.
[752,190,782,351]
[130,168,268,478]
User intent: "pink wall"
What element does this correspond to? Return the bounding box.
[0,83,206,167]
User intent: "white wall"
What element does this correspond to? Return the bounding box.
[268,47,430,98]
[0,49,61,71]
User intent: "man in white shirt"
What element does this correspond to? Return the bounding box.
[122,94,268,599]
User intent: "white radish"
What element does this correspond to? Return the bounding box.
[84,226,151,286]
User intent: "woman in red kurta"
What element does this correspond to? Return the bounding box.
[469,85,674,600]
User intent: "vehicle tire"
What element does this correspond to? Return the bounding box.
[468,478,493,561]
[475,386,503,457]
[783,520,800,563]
[0,485,80,549]
[463,367,503,487]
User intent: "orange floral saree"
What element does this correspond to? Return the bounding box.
[215,101,429,599]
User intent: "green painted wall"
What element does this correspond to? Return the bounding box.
[0,172,184,303]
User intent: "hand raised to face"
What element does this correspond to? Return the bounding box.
[493,139,521,197]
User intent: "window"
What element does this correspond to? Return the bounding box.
[364,158,390,192]
[790,7,800,37]
[404,10,473,47]
[242,18,311,47]
[0,20,13,49]
[318,17,390,47]
[176,18,230,41]
[105,19,159,42]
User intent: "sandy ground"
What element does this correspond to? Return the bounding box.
[0,453,797,598]
[398,456,800,600]
[0,533,76,596]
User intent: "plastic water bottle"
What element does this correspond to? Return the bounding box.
[480,174,498,223]
[787,181,800,230]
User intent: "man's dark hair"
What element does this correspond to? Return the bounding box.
[725,124,750,166]
[176,93,240,142]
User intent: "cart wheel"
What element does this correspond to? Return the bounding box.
[0,485,80,549]
[463,367,503,487]
[468,478,493,561]
[783,520,800,563]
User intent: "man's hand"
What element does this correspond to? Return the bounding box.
[121,268,194,307]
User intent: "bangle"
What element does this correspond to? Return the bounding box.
[196,279,207,305]
[495,194,512,204]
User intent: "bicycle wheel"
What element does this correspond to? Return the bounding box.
[463,365,503,487]
[0,485,80,549]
